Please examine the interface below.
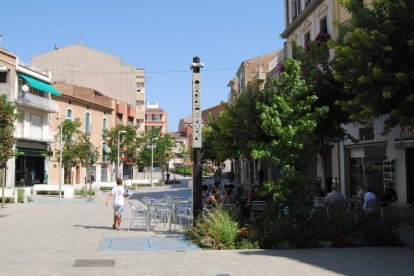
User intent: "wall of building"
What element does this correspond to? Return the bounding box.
[33,45,137,107]
[339,117,407,206]
[49,88,114,185]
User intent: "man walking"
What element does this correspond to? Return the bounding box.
[105,178,129,230]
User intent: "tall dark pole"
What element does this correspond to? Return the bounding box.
[191,56,203,219]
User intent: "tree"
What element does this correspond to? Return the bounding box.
[253,58,328,202]
[132,131,150,177]
[332,0,414,133]
[75,132,100,197]
[103,124,137,178]
[57,119,82,184]
[0,95,18,207]
[294,37,351,187]
[153,133,174,184]
[204,88,273,186]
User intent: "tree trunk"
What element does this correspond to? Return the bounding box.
[88,166,92,198]
[1,168,4,208]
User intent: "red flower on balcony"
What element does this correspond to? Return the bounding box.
[315,32,331,44]
[277,63,284,73]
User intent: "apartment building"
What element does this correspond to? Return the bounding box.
[145,102,168,134]
[178,117,193,148]
[280,0,413,206]
[167,132,189,170]
[50,82,115,184]
[1,48,60,187]
[31,45,146,131]
[235,51,280,95]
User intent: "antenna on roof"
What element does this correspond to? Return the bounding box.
[0,34,2,48]
[80,34,84,46]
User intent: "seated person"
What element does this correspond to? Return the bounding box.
[220,188,235,204]
[324,183,344,205]
[205,188,219,208]
[357,185,365,200]
[247,185,264,205]
[363,186,376,211]
[380,181,398,207]
[202,185,209,204]
[314,182,326,197]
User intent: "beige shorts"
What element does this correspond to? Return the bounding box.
[113,205,124,217]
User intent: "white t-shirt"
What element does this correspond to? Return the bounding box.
[363,191,376,210]
[111,186,126,207]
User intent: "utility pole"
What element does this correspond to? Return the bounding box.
[190,56,203,219]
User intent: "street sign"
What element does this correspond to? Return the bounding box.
[191,60,203,148]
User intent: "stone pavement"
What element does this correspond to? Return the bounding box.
[0,177,413,275]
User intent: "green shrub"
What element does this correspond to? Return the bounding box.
[255,201,402,249]
[173,167,192,176]
[17,188,25,203]
[74,187,96,196]
[187,207,239,249]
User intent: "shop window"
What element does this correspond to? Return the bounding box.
[359,127,374,141]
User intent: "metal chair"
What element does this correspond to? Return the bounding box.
[174,199,193,231]
[250,201,267,220]
[152,198,171,227]
[127,200,147,231]
[364,199,383,219]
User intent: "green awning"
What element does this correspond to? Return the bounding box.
[19,73,61,96]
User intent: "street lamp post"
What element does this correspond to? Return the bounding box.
[117,130,127,179]
[150,137,158,188]
[173,142,179,184]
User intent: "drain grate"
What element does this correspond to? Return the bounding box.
[73,259,115,267]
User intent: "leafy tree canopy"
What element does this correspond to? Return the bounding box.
[333,0,414,133]
[0,95,18,164]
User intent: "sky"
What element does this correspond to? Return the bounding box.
[0,0,285,131]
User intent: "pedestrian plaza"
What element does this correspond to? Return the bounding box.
[0,176,414,275]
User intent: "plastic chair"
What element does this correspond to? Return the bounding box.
[127,200,147,231]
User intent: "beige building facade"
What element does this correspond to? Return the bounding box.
[50,82,115,185]
[145,102,168,134]
[31,45,145,131]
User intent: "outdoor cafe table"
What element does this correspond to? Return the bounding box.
[143,197,192,232]
[144,199,172,232]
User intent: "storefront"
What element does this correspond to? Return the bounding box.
[15,147,50,186]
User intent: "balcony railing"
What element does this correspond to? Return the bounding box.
[15,131,55,143]
[17,92,59,113]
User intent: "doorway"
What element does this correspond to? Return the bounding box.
[15,156,45,186]
[75,166,80,184]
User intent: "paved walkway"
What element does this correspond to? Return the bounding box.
[0,176,414,275]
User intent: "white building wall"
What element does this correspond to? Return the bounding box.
[340,116,407,206]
